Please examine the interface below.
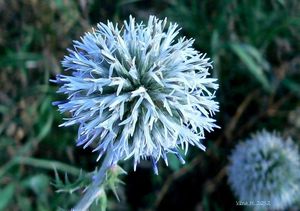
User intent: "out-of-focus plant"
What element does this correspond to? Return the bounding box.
[228,130,300,210]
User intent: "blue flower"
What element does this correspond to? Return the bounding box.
[52,15,219,173]
[228,130,300,210]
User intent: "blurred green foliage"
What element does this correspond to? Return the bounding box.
[0,0,299,210]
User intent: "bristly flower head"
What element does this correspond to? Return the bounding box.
[228,130,300,210]
[52,15,219,173]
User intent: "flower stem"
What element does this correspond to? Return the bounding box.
[72,148,114,211]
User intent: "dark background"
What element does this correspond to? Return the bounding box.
[0,0,300,210]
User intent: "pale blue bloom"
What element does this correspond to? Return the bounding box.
[52,15,219,173]
[228,130,300,210]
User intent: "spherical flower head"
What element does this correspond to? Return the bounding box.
[52,15,219,173]
[228,130,300,210]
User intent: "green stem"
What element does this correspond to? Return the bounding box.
[16,157,83,175]
[0,156,83,178]
[72,148,114,211]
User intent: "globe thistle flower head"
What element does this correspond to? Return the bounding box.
[52,15,219,173]
[228,130,300,210]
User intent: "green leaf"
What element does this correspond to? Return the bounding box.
[36,113,54,141]
[40,97,52,115]
[106,165,126,200]
[0,51,43,68]
[0,184,15,210]
[90,189,107,211]
[22,174,49,195]
[202,194,210,211]
[282,78,300,96]
[230,43,271,91]
[168,154,181,171]
[16,196,32,211]
[118,0,142,6]
[51,169,88,194]
[99,191,107,211]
